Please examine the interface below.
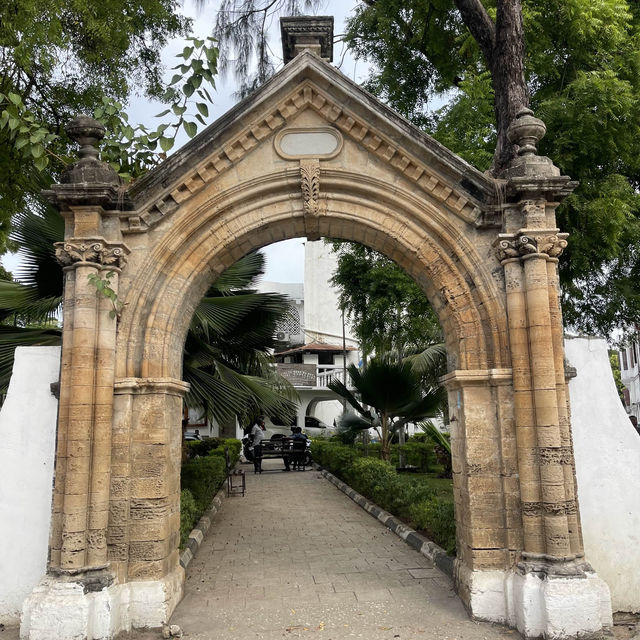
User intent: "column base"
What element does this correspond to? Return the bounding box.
[456,560,612,638]
[20,567,184,640]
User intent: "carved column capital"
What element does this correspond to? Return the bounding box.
[55,238,129,269]
[494,230,568,264]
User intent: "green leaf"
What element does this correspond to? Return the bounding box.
[196,102,209,118]
[7,92,22,106]
[183,82,195,98]
[30,144,44,159]
[195,113,206,126]
[159,136,174,152]
[154,109,171,117]
[33,155,48,171]
[182,46,194,59]
[183,121,197,138]
[172,104,187,116]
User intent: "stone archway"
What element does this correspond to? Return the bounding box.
[22,23,612,640]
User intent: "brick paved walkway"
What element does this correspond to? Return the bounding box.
[162,459,516,640]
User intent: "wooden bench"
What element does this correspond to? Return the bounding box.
[255,437,308,470]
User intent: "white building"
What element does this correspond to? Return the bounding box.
[619,338,640,430]
[256,239,360,429]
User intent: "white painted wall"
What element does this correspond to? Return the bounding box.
[0,347,60,624]
[566,336,640,613]
[303,240,358,347]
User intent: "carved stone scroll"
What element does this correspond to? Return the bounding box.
[494,231,568,263]
[55,239,129,269]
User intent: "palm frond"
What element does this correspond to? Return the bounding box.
[183,362,249,425]
[327,376,371,419]
[209,252,265,293]
[405,343,447,384]
[418,420,452,454]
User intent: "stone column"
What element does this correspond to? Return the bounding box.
[50,244,125,573]
[485,109,612,637]
[21,116,132,640]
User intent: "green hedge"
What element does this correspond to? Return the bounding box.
[180,489,198,548]
[179,438,241,549]
[312,439,455,555]
[353,440,439,473]
[185,437,242,460]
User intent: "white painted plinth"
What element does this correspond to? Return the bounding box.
[20,567,184,640]
[457,564,612,638]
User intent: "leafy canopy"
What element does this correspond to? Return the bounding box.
[345,0,640,336]
[0,0,218,248]
[328,241,442,357]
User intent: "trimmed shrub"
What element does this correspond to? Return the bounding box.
[314,439,456,556]
[409,497,456,555]
[181,455,226,513]
[179,438,242,549]
[346,457,401,512]
[400,441,438,472]
[311,440,357,476]
[180,489,198,548]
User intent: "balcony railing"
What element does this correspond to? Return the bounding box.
[275,363,351,389]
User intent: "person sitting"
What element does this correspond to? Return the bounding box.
[291,426,307,471]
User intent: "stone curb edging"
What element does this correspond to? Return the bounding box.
[314,464,454,578]
[179,486,227,570]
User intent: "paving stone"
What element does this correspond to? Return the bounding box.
[117,458,518,639]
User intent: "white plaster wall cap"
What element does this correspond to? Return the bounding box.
[128,50,496,212]
[440,368,513,389]
[114,377,190,396]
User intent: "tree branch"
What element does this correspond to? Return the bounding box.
[453,0,496,66]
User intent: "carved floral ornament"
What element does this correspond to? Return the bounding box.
[494,231,568,263]
[55,239,129,269]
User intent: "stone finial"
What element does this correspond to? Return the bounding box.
[61,114,120,185]
[507,107,547,157]
[281,16,334,64]
[504,107,560,179]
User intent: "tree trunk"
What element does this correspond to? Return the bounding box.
[381,413,390,461]
[491,0,529,174]
[454,0,529,176]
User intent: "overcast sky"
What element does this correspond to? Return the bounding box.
[3,1,367,283]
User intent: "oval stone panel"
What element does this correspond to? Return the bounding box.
[275,127,342,159]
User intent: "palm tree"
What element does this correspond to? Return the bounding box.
[0,204,297,424]
[328,349,446,461]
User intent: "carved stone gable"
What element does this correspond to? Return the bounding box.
[129,56,494,234]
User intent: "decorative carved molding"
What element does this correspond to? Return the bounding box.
[136,80,482,232]
[300,159,320,240]
[55,239,128,269]
[536,447,574,465]
[521,500,577,517]
[494,231,569,263]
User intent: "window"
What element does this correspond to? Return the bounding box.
[622,349,629,370]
